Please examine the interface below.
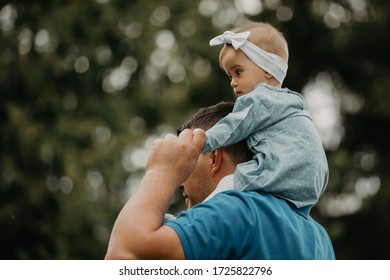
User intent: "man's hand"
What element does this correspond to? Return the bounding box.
[146,128,206,188]
[105,128,206,260]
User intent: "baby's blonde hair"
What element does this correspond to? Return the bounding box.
[220,21,289,64]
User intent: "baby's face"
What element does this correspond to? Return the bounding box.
[220,45,268,97]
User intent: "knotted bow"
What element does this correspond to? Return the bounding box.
[209,30,288,84]
[209,31,250,50]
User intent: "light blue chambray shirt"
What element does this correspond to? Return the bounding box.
[202,83,329,208]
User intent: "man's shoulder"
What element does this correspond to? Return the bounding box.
[212,189,280,202]
[207,190,288,214]
[210,190,311,220]
[171,190,304,227]
[171,190,264,222]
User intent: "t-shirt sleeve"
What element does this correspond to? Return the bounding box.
[164,192,257,259]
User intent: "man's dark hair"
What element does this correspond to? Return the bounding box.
[177,101,253,165]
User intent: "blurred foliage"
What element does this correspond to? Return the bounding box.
[0,0,389,259]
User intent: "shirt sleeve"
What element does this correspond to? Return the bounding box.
[203,93,272,152]
[203,85,306,153]
[164,192,257,260]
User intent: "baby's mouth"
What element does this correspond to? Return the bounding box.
[235,90,243,97]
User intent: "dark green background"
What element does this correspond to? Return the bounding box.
[1,0,389,259]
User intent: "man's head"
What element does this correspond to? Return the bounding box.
[177,102,252,208]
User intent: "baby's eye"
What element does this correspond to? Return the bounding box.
[235,69,242,76]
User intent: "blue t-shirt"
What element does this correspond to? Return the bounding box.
[165,190,335,260]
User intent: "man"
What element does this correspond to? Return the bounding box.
[174,101,253,210]
[105,102,335,260]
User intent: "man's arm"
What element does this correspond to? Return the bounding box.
[105,129,206,259]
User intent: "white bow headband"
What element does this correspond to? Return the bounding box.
[209,31,288,84]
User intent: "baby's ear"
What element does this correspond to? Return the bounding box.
[264,71,273,79]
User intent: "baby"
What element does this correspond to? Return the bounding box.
[202,21,328,208]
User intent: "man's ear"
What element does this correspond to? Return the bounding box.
[210,148,223,176]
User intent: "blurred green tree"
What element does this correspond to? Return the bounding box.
[0,0,389,259]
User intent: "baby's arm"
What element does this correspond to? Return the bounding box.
[202,94,272,152]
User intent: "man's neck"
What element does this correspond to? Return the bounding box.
[203,174,234,202]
